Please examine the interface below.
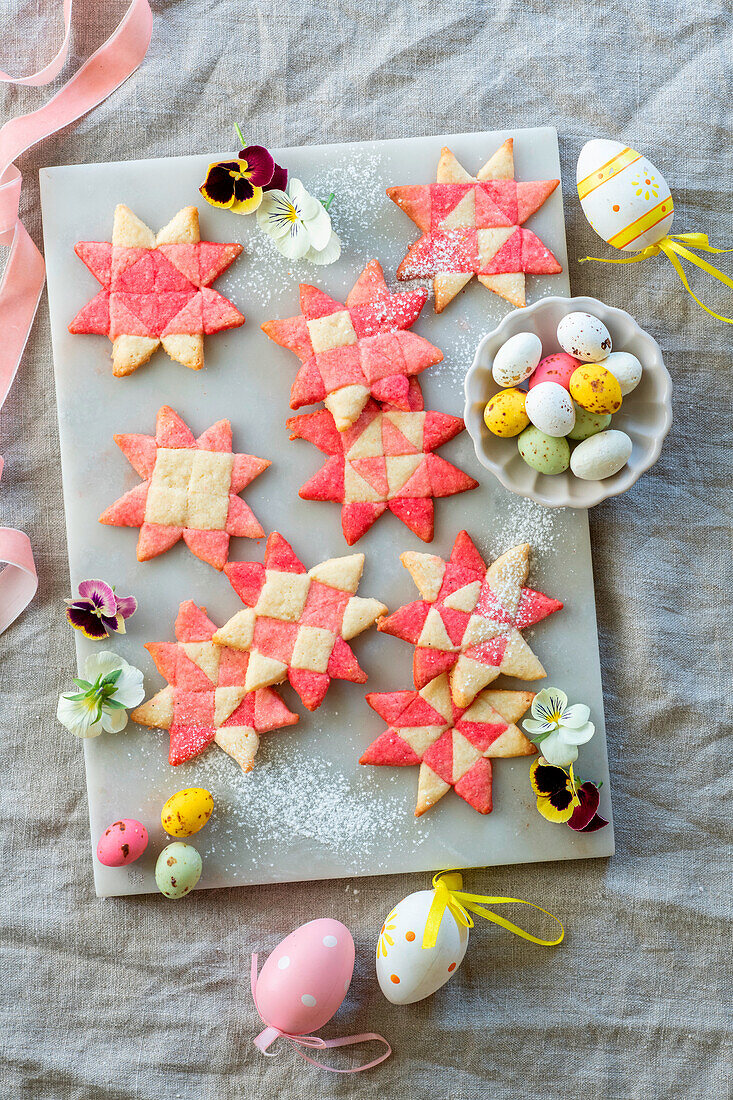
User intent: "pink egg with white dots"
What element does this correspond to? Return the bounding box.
[254,919,355,1036]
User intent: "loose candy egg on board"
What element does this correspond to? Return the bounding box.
[604,350,642,396]
[577,139,674,252]
[518,426,570,475]
[570,430,633,480]
[155,842,202,899]
[569,364,622,415]
[96,819,148,867]
[557,313,612,362]
[483,388,529,437]
[567,401,612,441]
[161,787,214,838]
[254,919,355,1035]
[525,382,575,438]
[491,332,542,388]
[376,890,469,1005]
[528,352,580,392]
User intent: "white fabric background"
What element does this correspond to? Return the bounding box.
[1,2,731,1097]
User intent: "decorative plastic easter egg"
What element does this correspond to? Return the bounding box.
[517,426,570,475]
[567,402,612,441]
[577,139,674,252]
[570,430,633,480]
[376,890,469,1005]
[603,350,642,396]
[254,919,355,1035]
[161,787,214,838]
[155,842,202,899]
[528,352,580,392]
[96,819,148,867]
[557,313,612,362]
[569,364,622,415]
[483,388,529,438]
[491,332,542,388]
[525,382,575,437]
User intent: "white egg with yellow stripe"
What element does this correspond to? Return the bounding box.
[577,139,674,252]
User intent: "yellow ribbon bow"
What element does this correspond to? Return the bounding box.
[579,233,733,324]
[421,871,565,950]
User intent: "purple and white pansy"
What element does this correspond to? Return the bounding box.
[65,579,137,639]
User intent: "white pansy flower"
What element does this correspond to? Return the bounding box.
[523,687,595,768]
[57,651,145,739]
[256,178,341,264]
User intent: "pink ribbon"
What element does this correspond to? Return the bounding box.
[250,954,392,1073]
[0,0,153,633]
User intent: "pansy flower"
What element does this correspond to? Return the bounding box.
[567,780,608,832]
[57,651,145,739]
[523,687,595,768]
[530,759,608,831]
[200,130,287,215]
[257,178,341,264]
[66,579,137,639]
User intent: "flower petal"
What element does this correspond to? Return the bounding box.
[539,730,579,768]
[101,613,125,635]
[305,230,341,265]
[531,687,568,722]
[529,757,568,797]
[77,579,116,615]
[300,200,331,248]
[567,782,600,831]
[536,789,576,824]
[114,594,137,620]
[523,717,553,735]
[83,650,125,682]
[101,705,130,734]
[57,694,103,738]
[66,606,108,639]
[257,191,298,239]
[275,220,312,260]
[265,163,288,192]
[240,144,275,186]
[561,703,591,729]
[560,720,595,746]
[230,186,263,214]
[110,662,145,708]
[199,163,237,208]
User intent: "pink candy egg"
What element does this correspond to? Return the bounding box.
[529,352,580,391]
[255,919,355,1036]
[96,819,148,867]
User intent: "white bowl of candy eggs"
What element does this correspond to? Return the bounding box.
[464,296,672,508]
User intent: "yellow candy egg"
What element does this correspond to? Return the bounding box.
[161,787,214,838]
[569,365,622,415]
[483,388,530,438]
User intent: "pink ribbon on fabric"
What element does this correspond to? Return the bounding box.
[0,0,153,634]
[250,954,392,1073]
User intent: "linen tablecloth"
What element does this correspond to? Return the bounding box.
[1,2,731,1097]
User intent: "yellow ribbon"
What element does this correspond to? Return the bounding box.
[421,871,565,951]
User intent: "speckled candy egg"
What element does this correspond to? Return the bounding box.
[376,890,469,1005]
[491,332,542,388]
[161,787,214,838]
[518,426,570,475]
[528,352,580,392]
[155,842,202,899]
[567,401,612,441]
[96,819,148,867]
[483,388,529,437]
[570,430,633,480]
[557,313,612,362]
[254,919,355,1035]
[604,350,642,396]
[525,382,575,437]
[577,139,674,252]
[569,364,622,415]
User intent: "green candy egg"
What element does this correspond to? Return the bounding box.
[567,401,612,441]
[155,842,202,900]
[518,426,570,475]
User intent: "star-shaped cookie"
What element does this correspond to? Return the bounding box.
[387,139,562,311]
[361,673,535,816]
[378,532,563,706]
[262,260,442,431]
[286,402,478,544]
[212,532,387,711]
[131,600,298,771]
[100,405,270,571]
[69,204,245,375]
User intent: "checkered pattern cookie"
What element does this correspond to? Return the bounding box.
[378,531,563,706]
[212,532,388,711]
[286,401,478,544]
[69,205,245,376]
[99,405,270,571]
[131,600,298,770]
[361,672,535,816]
[387,139,562,311]
[262,260,443,431]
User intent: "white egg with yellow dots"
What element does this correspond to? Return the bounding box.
[577,139,674,253]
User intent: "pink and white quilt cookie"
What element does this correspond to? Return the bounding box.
[100,405,270,571]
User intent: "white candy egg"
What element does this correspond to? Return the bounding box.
[557,312,612,362]
[376,889,469,1005]
[570,429,633,480]
[603,350,642,396]
[491,332,542,388]
[525,381,576,437]
[577,139,674,252]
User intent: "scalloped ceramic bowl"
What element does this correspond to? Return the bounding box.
[464,296,672,508]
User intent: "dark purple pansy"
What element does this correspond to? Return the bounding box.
[65,579,137,640]
[568,782,608,832]
[238,144,275,186]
